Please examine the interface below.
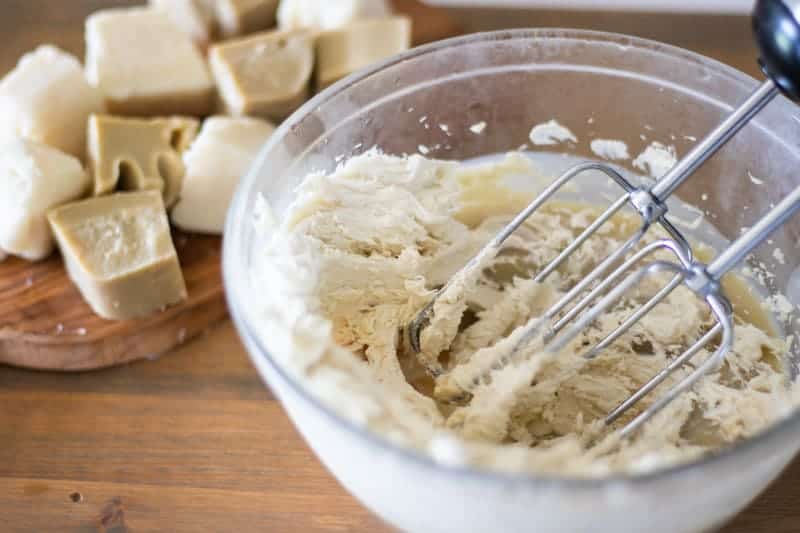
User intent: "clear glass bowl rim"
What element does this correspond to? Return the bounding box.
[223,27,800,489]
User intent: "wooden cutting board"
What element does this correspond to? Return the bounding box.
[0,233,226,371]
[0,0,461,372]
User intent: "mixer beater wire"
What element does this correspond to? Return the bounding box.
[408,9,800,438]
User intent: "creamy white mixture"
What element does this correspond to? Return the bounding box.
[590,139,630,161]
[633,142,678,179]
[529,120,577,146]
[256,150,798,477]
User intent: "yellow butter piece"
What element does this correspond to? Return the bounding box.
[48,191,187,320]
[210,29,313,121]
[88,114,199,207]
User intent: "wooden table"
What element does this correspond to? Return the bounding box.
[1,2,797,532]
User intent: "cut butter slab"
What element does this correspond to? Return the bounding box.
[85,7,214,116]
[0,45,104,159]
[171,116,274,234]
[89,114,199,207]
[48,191,187,320]
[210,29,313,121]
[0,139,90,261]
[278,0,390,31]
[316,17,411,89]
[216,0,279,38]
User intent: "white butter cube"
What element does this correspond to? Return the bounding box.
[171,116,274,233]
[278,0,390,31]
[86,7,215,116]
[150,0,217,47]
[0,140,90,261]
[0,46,105,160]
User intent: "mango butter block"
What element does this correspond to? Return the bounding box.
[89,114,199,207]
[86,7,214,116]
[0,139,90,261]
[171,116,274,234]
[316,16,411,89]
[0,45,104,159]
[216,0,279,38]
[210,29,313,121]
[48,191,187,320]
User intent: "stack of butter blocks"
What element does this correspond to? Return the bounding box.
[1,0,411,321]
[207,0,410,119]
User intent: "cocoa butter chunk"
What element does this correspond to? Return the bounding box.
[210,30,313,121]
[315,17,411,90]
[88,114,199,207]
[0,45,105,159]
[0,140,90,261]
[216,0,279,38]
[85,7,215,116]
[171,116,275,234]
[47,191,187,320]
[150,0,217,47]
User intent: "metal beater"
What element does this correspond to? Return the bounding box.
[407,0,800,437]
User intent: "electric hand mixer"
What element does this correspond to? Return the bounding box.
[407,0,800,438]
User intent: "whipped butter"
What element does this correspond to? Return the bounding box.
[254,150,798,477]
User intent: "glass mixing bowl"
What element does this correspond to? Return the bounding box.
[224,29,800,533]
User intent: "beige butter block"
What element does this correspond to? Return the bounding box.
[0,45,105,159]
[0,139,90,261]
[171,116,274,234]
[88,115,199,207]
[150,0,217,47]
[47,191,187,320]
[316,17,411,90]
[216,0,279,38]
[278,0,390,31]
[209,30,313,121]
[85,7,215,116]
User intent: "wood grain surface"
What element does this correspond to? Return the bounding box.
[1,1,798,532]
